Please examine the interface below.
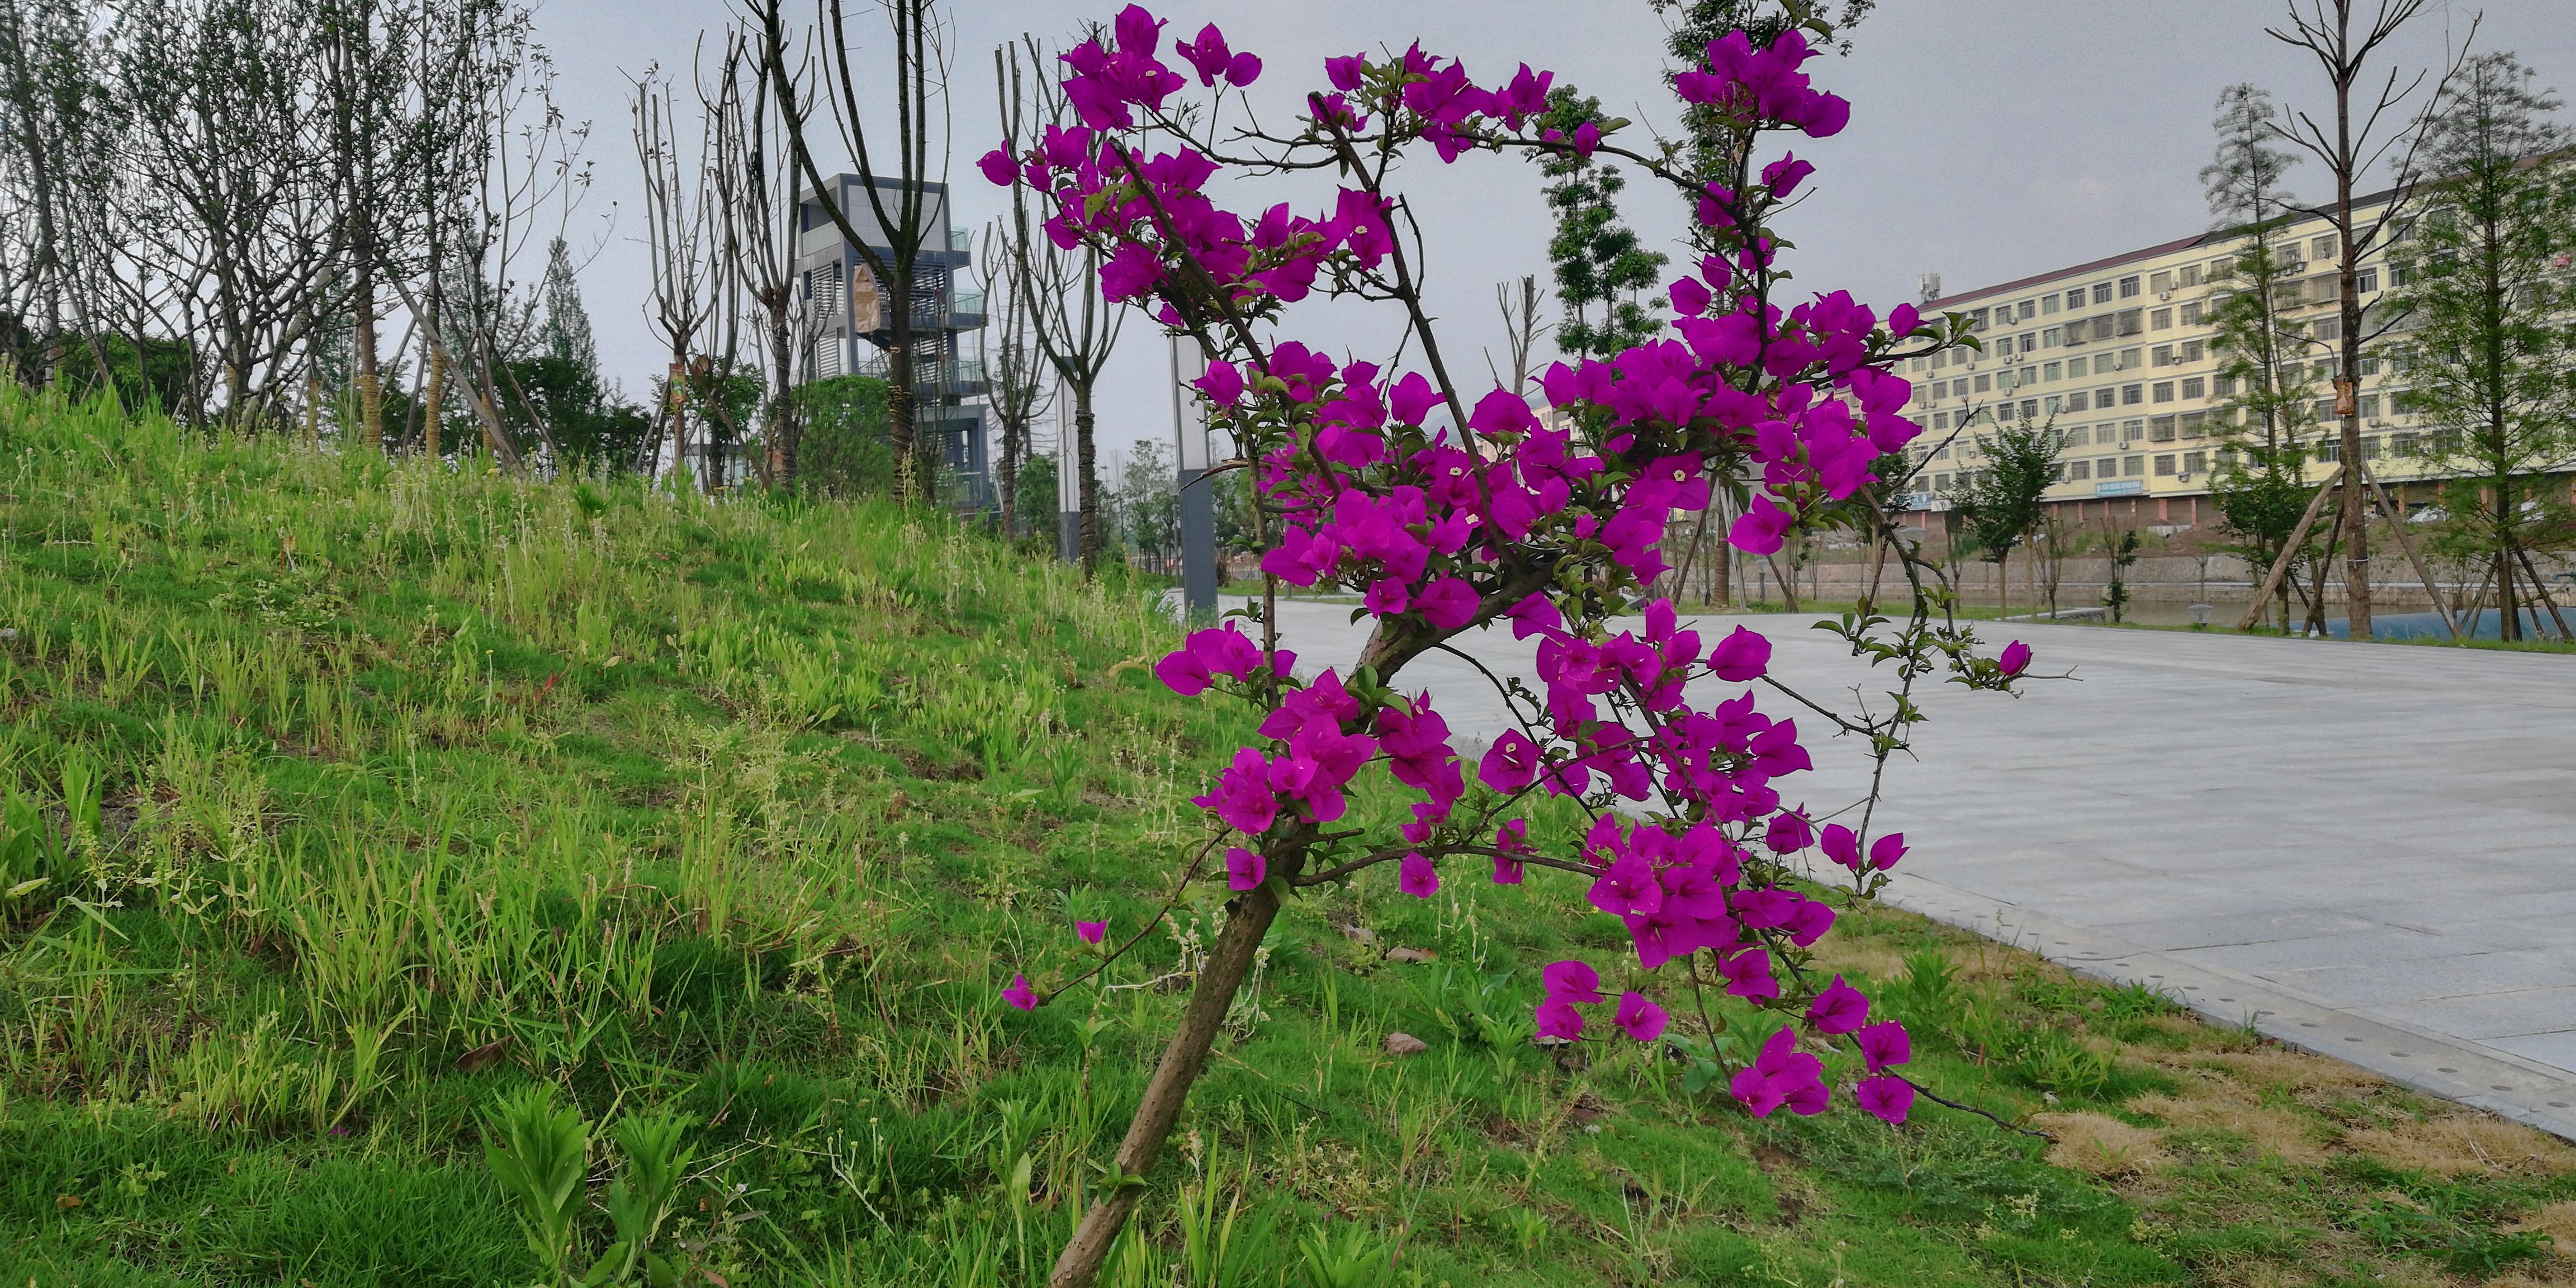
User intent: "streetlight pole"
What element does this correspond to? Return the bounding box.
[1172,334,1216,623]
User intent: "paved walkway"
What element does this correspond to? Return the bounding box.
[1259,599,2576,1139]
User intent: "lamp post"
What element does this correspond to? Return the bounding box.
[1172,334,1216,623]
[1055,375,1080,564]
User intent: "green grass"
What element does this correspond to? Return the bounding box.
[3,386,2572,1287]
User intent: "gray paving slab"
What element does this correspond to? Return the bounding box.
[1256,598,2576,1139]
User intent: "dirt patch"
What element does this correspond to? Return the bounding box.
[2032,1112,2165,1177]
[2341,1114,2575,1176]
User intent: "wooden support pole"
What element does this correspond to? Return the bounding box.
[2235,473,2339,632]
[2354,458,2453,640]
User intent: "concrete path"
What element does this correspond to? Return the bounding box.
[1256,599,2576,1139]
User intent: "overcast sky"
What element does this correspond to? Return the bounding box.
[532,0,2574,477]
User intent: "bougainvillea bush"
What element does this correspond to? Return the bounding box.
[984,8,2029,1284]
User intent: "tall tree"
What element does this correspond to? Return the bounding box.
[993,34,1125,571]
[755,0,950,503]
[2261,0,2466,640]
[632,65,717,487]
[2201,83,2326,631]
[2384,53,2576,641]
[1536,86,1666,360]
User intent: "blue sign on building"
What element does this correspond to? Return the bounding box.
[2095,479,2144,496]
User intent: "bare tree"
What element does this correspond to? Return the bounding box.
[2259,0,2472,640]
[994,34,1125,570]
[976,220,1051,539]
[755,0,951,503]
[633,64,717,486]
[707,27,810,489]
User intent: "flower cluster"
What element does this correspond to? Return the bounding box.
[989,6,2029,1133]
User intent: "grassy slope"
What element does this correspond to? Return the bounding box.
[2,389,2573,1288]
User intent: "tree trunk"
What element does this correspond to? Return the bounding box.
[2497,543,2520,642]
[356,273,383,454]
[1048,880,1285,1288]
[1076,381,1101,576]
[422,320,445,460]
[766,299,796,487]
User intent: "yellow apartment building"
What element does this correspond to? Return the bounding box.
[1896,190,2426,534]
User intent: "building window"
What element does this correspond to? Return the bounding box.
[2152,344,2175,367]
[2116,309,2144,336]
[2119,275,2141,299]
[2310,274,2340,304]
[2123,419,2145,443]
[2066,391,2089,412]
[1933,443,1952,460]
[2360,353,2381,376]
[1973,373,1992,392]
[2209,256,2234,278]
[2152,381,2175,404]
[2180,264,2202,288]
[2020,333,2038,354]
[2362,435,2383,459]
[2149,414,2177,441]
[2097,457,2118,476]
[2181,376,2206,400]
[2154,454,2176,476]
[2390,430,2418,453]
[2151,270,2174,293]
[2042,294,2060,315]
[2067,460,2092,480]
[2180,301,2205,325]
[1934,473,1952,491]
[2358,393,2379,418]
[2122,383,2144,406]
[2315,439,2340,463]
[2092,282,2114,305]
[2356,266,2379,293]
[2151,307,2173,330]
[2044,394,2063,414]
[2183,450,2207,474]
[2124,454,2146,475]
[2181,339,2204,362]
[2120,347,2144,370]
[2020,399,2039,421]
[2018,300,2037,320]
[2310,234,2337,260]
[2214,373,2237,396]
[2043,361,2062,382]
[1931,412,1949,430]
[2180,411,2207,438]
[2041,326,2061,348]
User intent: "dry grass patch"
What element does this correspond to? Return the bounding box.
[2191,1047,2386,1097]
[2126,1090,2331,1164]
[2033,1112,2165,1178]
[2342,1114,2576,1177]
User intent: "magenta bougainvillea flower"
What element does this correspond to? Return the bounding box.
[984,4,2017,1143]
[1805,975,1869,1035]
[1002,974,1037,1012]
[1855,1019,1911,1072]
[1855,1074,1915,1124]
[1614,991,1669,1041]
[1076,920,1107,945]
[1224,846,1267,891]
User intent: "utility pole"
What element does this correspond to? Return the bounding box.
[1172,333,1216,623]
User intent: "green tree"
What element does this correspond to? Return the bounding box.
[794,374,896,496]
[2384,53,2576,641]
[2201,83,2327,631]
[1948,409,2061,617]
[1537,86,1667,360]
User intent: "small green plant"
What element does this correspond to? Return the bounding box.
[1297,1220,1391,1288]
[485,1085,594,1286]
[604,1107,698,1287]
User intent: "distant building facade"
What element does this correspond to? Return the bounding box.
[795,174,992,501]
[1901,187,2439,533]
